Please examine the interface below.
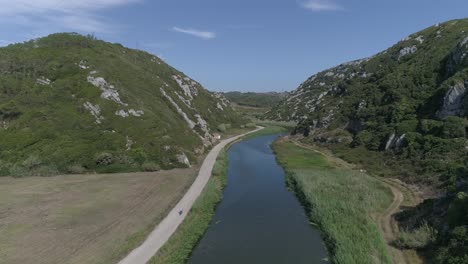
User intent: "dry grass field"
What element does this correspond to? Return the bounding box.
[0,169,196,264]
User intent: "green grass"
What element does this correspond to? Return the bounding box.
[273,140,394,264]
[149,150,229,264]
[256,120,297,128]
[241,125,288,141]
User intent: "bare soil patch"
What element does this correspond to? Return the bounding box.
[0,169,195,264]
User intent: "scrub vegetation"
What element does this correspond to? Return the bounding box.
[273,139,393,264]
[223,91,288,108]
[0,33,244,176]
[269,18,468,262]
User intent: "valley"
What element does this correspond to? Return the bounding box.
[0,8,466,264]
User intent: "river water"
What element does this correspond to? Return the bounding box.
[188,134,328,264]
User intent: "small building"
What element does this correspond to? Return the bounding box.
[213,133,221,140]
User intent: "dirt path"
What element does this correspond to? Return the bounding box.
[377,179,408,264]
[118,127,263,264]
[377,178,424,264]
[289,139,422,264]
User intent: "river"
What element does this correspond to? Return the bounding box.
[188,134,328,263]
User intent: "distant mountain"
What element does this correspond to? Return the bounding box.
[0,33,243,176]
[268,18,468,262]
[223,91,288,108]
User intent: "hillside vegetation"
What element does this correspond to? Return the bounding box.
[224,91,288,108]
[269,19,468,263]
[0,33,244,176]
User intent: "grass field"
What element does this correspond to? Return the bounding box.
[241,125,288,140]
[273,139,394,264]
[149,150,229,264]
[0,169,196,264]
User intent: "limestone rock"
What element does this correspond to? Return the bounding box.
[437,81,467,118]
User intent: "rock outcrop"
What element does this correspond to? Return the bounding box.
[437,81,467,118]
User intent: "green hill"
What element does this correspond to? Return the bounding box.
[0,33,244,176]
[268,19,468,262]
[223,91,288,108]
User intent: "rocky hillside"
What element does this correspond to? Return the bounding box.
[268,18,468,263]
[268,18,467,183]
[223,91,288,108]
[0,33,243,176]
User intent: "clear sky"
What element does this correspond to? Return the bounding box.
[0,0,467,92]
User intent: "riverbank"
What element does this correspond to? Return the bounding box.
[149,150,228,264]
[119,127,262,264]
[150,126,290,264]
[273,138,394,264]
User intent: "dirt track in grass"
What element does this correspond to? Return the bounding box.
[291,139,423,264]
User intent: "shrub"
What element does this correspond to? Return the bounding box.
[448,192,468,227]
[131,148,148,164]
[67,164,87,174]
[142,162,161,172]
[0,160,12,176]
[36,165,59,176]
[9,164,29,178]
[396,223,436,249]
[396,119,418,134]
[217,124,227,132]
[442,116,466,139]
[22,155,42,169]
[420,119,443,135]
[115,154,135,165]
[245,123,256,128]
[95,152,113,165]
[354,130,381,150]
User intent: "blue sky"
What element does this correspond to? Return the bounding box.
[0,0,467,92]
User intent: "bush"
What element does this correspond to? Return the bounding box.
[217,124,227,132]
[9,164,29,178]
[115,154,134,165]
[396,223,436,249]
[142,162,161,172]
[95,152,113,166]
[420,119,443,135]
[22,155,42,169]
[36,165,59,176]
[442,117,466,139]
[354,130,381,150]
[67,164,87,174]
[396,119,418,134]
[448,192,468,227]
[131,148,148,164]
[0,160,12,176]
[245,123,256,128]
